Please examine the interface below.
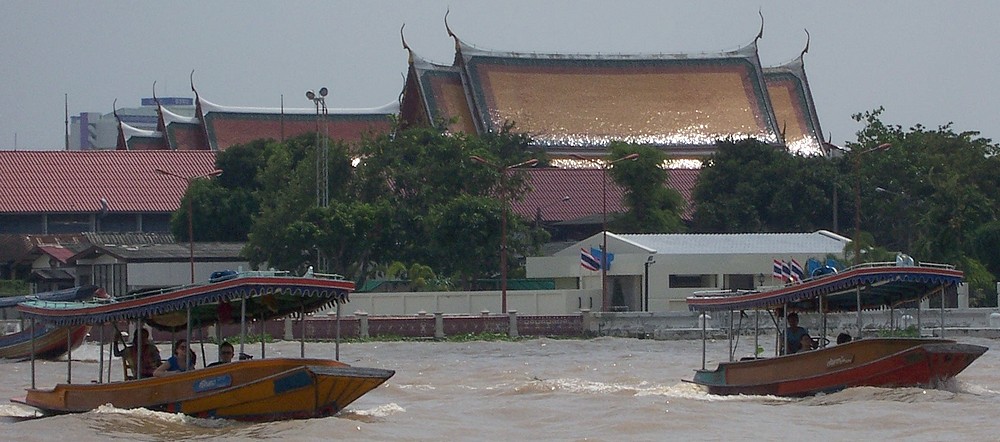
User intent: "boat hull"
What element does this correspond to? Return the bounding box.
[15,358,394,421]
[691,338,987,396]
[0,324,90,360]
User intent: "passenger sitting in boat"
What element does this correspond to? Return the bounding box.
[153,339,196,376]
[207,341,235,367]
[784,312,810,354]
[837,332,852,344]
[114,328,161,379]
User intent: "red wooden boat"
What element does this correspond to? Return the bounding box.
[0,285,102,360]
[686,262,987,396]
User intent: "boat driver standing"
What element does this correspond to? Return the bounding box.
[784,312,810,354]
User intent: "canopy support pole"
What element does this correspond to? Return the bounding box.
[754,309,759,357]
[186,306,193,368]
[30,318,36,389]
[137,319,145,380]
[856,287,862,339]
[700,310,706,370]
[820,295,827,347]
[917,298,922,336]
[728,310,734,362]
[940,284,946,338]
[98,326,105,383]
[336,296,342,361]
[239,295,247,357]
[300,302,306,358]
[781,303,788,355]
[66,328,72,384]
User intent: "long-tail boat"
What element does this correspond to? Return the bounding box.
[0,285,103,360]
[686,261,987,397]
[10,270,394,421]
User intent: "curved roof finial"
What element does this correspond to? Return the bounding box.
[190,70,197,93]
[400,23,410,51]
[112,98,120,121]
[445,8,455,39]
[152,80,159,105]
[445,8,460,49]
[401,23,414,64]
[755,9,764,43]
[801,28,811,58]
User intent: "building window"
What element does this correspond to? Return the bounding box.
[727,274,755,290]
[669,274,717,288]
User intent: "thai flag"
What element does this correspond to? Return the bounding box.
[591,247,614,271]
[581,248,600,271]
[781,260,792,282]
[790,259,804,281]
[772,259,783,280]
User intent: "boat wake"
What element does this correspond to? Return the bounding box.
[340,402,406,422]
[801,386,956,405]
[512,377,639,395]
[81,404,246,438]
[0,403,45,421]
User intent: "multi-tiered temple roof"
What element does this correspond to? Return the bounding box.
[400,23,827,158]
[115,79,397,151]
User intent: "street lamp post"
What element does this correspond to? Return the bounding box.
[852,143,891,265]
[471,156,538,314]
[572,153,639,311]
[156,168,223,283]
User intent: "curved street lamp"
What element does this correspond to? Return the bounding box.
[471,155,539,313]
[852,143,891,265]
[155,168,223,284]
[572,153,639,311]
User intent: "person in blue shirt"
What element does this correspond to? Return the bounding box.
[784,312,811,354]
[153,339,196,376]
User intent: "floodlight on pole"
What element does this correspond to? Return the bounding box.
[852,143,891,265]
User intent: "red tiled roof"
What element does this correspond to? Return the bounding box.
[203,113,393,151]
[0,150,217,213]
[36,245,77,263]
[513,168,700,223]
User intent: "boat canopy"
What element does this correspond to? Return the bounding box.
[687,263,962,313]
[16,272,354,332]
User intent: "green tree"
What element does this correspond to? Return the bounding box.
[691,138,837,233]
[606,143,685,233]
[848,107,1000,302]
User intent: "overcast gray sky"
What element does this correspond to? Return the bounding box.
[2,1,998,150]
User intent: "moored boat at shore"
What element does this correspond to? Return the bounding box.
[0,285,103,360]
[686,261,987,396]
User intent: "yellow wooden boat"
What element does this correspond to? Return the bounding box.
[12,271,394,421]
[14,357,392,420]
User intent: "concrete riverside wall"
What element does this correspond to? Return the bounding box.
[89,311,587,343]
[339,289,602,317]
[593,307,1000,340]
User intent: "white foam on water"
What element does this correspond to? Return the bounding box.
[0,403,44,418]
[91,403,234,428]
[348,402,406,418]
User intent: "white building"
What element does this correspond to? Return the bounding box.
[526,230,851,312]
